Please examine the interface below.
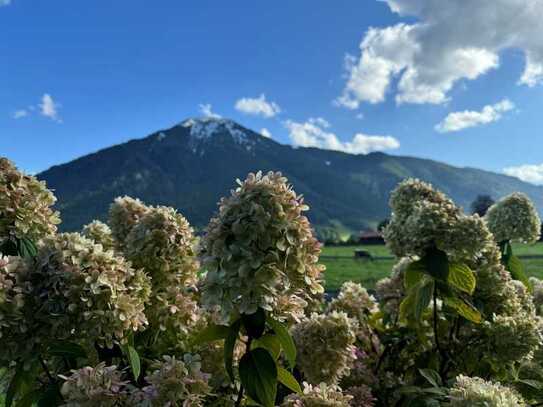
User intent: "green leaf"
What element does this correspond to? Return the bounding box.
[423,248,449,282]
[444,297,481,324]
[267,317,296,370]
[447,263,476,295]
[517,379,543,390]
[224,319,242,382]
[17,237,37,259]
[414,279,434,320]
[419,368,442,388]
[242,308,267,339]
[36,383,62,407]
[48,341,87,360]
[6,364,27,407]
[252,334,281,360]
[239,348,278,407]
[0,238,18,257]
[405,261,425,289]
[122,345,141,380]
[277,366,302,394]
[399,292,416,322]
[506,255,530,288]
[193,324,230,345]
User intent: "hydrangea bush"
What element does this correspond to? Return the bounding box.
[3,157,543,406]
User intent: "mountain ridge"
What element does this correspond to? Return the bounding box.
[37,117,543,238]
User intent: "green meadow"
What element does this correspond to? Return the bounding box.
[321,242,543,291]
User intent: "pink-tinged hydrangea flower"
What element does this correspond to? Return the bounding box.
[200,171,324,322]
[0,157,60,242]
[292,311,357,385]
[281,382,353,406]
[82,220,115,252]
[485,192,541,244]
[60,363,129,406]
[449,375,525,406]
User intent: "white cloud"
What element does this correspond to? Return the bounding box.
[39,94,62,122]
[0,0,11,6]
[435,99,515,133]
[504,163,543,185]
[12,109,28,119]
[260,128,272,138]
[308,117,330,128]
[235,94,281,118]
[337,0,543,107]
[198,103,222,119]
[284,118,399,155]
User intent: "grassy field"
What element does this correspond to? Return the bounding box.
[321,242,543,291]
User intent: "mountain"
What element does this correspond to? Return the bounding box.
[38,117,543,238]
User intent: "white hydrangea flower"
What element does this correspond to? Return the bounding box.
[200,171,324,322]
[0,157,60,242]
[449,375,525,406]
[485,192,541,244]
[281,382,353,407]
[82,220,115,252]
[292,311,356,385]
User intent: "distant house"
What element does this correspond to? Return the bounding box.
[358,230,385,245]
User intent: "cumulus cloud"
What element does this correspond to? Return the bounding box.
[235,94,281,118]
[260,128,272,138]
[12,109,28,119]
[337,0,543,108]
[199,103,222,119]
[39,94,62,122]
[284,118,399,155]
[504,164,543,185]
[435,99,514,133]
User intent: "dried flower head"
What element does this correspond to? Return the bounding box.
[485,192,541,244]
[200,171,324,322]
[0,157,60,242]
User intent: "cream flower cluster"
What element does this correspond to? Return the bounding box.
[82,220,115,252]
[134,355,211,406]
[328,282,379,349]
[281,382,353,407]
[26,233,151,348]
[485,192,541,244]
[384,179,489,262]
[200,171,324,321]
[375,258,409,321]
[0,157,60,242]
[124,206,201,352]
[449,375,525,406]
[108,196,150,248]
[292,311,356,385]
[61,355,211,406]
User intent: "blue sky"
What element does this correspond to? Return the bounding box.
[1,0,543,183]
